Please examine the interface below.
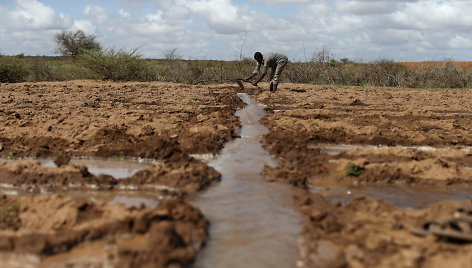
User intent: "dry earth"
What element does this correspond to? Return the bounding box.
[2,80,472,267]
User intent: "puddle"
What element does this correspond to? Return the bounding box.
[87,191,162,207]
[315,144,387,155]
[1,157,159,179]
[192,93,302,268]
[311,185,472,209]
[189,154,216,162]
[48,158,159,179]
[108,195,160,207]
[315,143,472,155]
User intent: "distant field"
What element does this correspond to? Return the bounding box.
[3,55,472,87]
[402,61,472,71]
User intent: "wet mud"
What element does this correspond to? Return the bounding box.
[252,83,472,267]
[259,84,472,187]
[0,81,242,159]
[0,81,243,266]
[295,192,472,268]
[0,194,208,267]
[2,80,472,267]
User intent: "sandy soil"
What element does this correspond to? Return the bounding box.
[252,83,472,267]
[257,83,472,187]
[0,80,242,266]
[0,81,242,193]
[0,194,208,267]
[0,80,241,158]
[295,192,472,268]
[2,80,472,267]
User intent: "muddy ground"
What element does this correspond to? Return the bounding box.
[0,81,243,192]
[254,83,472,267]
[1,80,472,267]
[0,81,242,267]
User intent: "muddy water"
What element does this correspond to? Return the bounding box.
[43,158,159,179]
[313,143,472,209]
[193,93,302,268]
[316,143,472,155]
[0,157,158,179]
[311,185,472,209]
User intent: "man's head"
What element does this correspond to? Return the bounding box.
[254,52,263,63]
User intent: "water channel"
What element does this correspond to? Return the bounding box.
[192,93,303,268]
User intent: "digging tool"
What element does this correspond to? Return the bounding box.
[234,78,259,90]
[235,79,245,90]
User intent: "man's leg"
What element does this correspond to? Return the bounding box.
[271,61,287,92]
[269,68,276,91]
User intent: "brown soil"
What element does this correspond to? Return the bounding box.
[252,83,472,267]
[0,158,220,194]
[0,81,241,193]
[295,191,472,268]
[3,80,472,267]
[0,81,241,159]
[0,80,243,266]
[257,84,472,187]
[0,194,208,267]
[402,61,472,71]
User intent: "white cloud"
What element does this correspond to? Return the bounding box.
[118,8,131,18]
[390,1,472,30]
[8,0,71,30]
[71,20,96,34]
[84,5,109,24]
[0,0,73,55]
[251,0,314,4]
[2,0,472,61]
[164,5,190,20]
[448,35,472,49]
[336,1,400,15]
[183,0,253,34]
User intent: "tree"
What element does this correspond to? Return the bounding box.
[55,30,101,57]
[163,48,182,60]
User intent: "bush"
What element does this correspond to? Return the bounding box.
[28,58,55,81]
[347,162,362,176]
[77,48,153,81]
[55,30,101,58]
[0,54,28,83]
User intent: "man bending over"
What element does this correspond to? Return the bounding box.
[244,52,288,92]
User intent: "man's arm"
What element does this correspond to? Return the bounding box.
[244,73,257,81]
[252,73,266,86]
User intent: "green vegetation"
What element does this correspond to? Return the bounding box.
[7,148,16,158]
[77,48,152,81]
[1,46,472,88]
[347,162,362,176]
[2,203,23,221]
[55,30,101,58]
[0,54,29,82]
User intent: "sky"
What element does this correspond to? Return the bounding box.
[1,0,472,62]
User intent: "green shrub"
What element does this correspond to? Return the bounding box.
[347,162,362,176]
[55,30,101,58]
[0,55,28,83]
[28,58,55,81]
[77,48,153,81]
